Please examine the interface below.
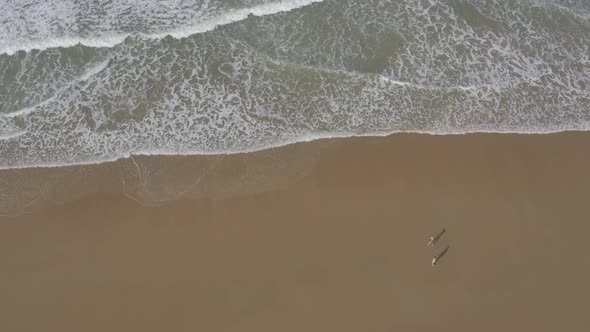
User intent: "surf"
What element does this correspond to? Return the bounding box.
[1,0,588,170]
[0,0,325,55]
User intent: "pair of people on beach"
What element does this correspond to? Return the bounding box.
[427,228,448,266]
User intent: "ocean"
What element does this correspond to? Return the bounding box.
[1,0,589,169]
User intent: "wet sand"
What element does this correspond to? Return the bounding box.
[1,133,590,332]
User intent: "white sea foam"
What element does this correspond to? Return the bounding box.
[0,35,128,56]
[377,75,490,92]
[0,130,27,141]
[2,59,109,118]
[0,0,325,55]
[1,104,46,118]
[2,127,590,171]
[157,0,326,40]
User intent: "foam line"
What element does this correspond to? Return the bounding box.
[1,128,589,171]
[1,60,109,118]
[158,0,325,40]
[0,0,325,55]
[0,130,27,141]
[0,35,127,56]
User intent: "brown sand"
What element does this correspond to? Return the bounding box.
[1,133,590,332]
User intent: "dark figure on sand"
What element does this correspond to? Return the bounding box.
[432,245,450,266]
[427,228,446,246]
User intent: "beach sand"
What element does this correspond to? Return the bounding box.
[1,133,590,331]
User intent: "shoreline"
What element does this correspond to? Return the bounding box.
[2,129,590,171]
[2,131,590,216]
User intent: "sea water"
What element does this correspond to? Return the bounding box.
[1,0,589,169]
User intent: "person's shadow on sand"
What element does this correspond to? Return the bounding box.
[432,245,450,266]
[437,245,450,260]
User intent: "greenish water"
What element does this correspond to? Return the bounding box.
[0,0,589,168]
